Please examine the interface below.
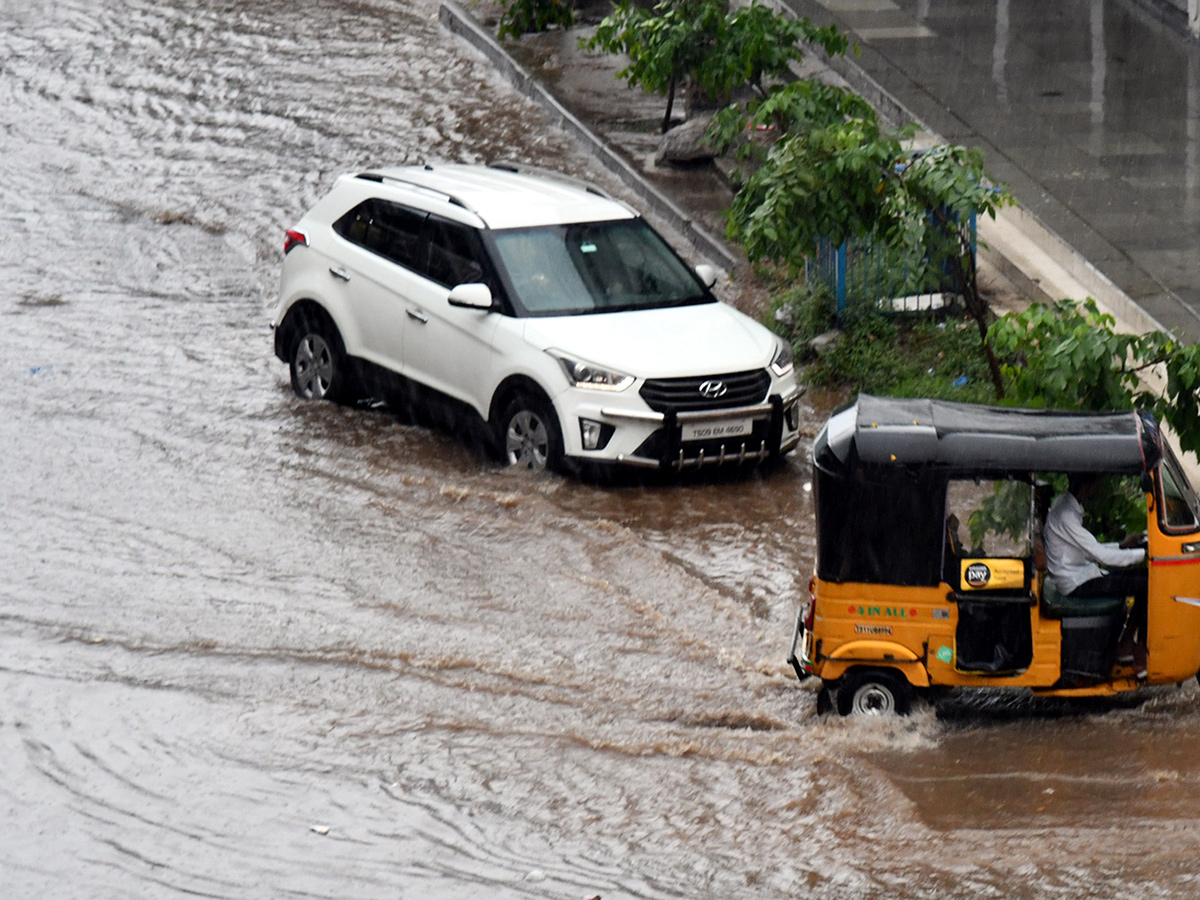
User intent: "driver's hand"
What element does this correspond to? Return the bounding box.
[1120,533,1147,549]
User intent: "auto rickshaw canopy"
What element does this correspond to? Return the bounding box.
[811,396,1163,587]
[815,395,1162,477]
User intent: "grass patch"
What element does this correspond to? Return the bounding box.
[769,280,998,404]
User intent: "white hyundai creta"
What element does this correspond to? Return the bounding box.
[273,162,802,473]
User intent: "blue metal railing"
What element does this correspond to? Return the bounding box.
[806,210,978,321]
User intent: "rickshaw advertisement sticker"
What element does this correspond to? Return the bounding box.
[959,558,1025,590]
[936,646,953,663]
[847,605,918,618]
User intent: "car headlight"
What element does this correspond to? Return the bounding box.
[548,350,634,392]
[770,339,794,377]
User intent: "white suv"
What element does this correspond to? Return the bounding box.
[273,163,802,472]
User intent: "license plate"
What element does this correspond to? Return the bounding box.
[681,418,752,442]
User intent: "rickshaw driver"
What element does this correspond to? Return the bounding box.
[1044,473,1149,676]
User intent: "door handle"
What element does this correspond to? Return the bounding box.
[406,308,428,324]
[328,266,351,282]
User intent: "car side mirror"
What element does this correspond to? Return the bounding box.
[447,282,494,310]
[694,263,718,289]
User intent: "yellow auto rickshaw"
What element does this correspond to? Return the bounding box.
[788,394,1200,715]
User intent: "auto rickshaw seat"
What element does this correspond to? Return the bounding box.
[1040,576,1126,619]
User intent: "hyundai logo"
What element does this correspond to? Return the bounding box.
[698,380,727,399]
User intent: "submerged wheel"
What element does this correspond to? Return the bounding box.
[816,684,834,716]
[499,393,562,472]
[836,668,912,717]
[288,309,354,403]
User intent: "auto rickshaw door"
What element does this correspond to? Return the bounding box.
[1147,448,1200,682]
[943,478,1036,675]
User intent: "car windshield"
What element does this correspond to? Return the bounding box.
[490,219,710,316]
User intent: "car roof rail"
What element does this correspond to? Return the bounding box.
[487,160,612,200]
[354,168,478,215]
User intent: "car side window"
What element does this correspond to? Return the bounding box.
[425,216,486,288]
[334,199,426,271]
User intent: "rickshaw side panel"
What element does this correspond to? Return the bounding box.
[1147,529,1200,683]
[808,579,1065,689]
[928,602,1063,688]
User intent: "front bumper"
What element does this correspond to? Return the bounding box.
[786,604,813,682]
[598,389,802,470]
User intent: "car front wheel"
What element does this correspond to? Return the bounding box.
[499,393,562,472]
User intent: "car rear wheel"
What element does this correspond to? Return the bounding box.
[288,311,355,403]
[836,668,912,717]
[499,393,562,472]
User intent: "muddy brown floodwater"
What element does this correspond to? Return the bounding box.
[4,1,1200,898]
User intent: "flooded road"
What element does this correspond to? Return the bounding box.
[4,1,1200,897]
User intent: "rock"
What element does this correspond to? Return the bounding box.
[654,116,715,166]
[808,329,842,357]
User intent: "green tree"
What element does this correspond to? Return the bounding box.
[715,92,1012,392]
[708,79,875,166]
[720,114,1009,286]
[497,0,574,40]
[988,298,1200,453]
[584,0,846,133]
[719,3,847,98]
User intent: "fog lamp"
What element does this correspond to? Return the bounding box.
[580,418,604,450]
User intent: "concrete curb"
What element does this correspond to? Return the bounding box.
[979,206,1167,336]
[438,1,740,272]
[1124,0,1195,40]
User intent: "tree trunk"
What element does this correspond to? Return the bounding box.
[933,208,1005,399]
[662,76,676,134]
[957,239,1005,399]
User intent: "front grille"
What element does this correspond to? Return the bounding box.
[639,369,770,412]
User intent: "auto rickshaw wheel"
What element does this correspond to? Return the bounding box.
[837,668,912,717]
[816,684,834,715]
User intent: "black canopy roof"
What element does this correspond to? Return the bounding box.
[815,394,1161,476]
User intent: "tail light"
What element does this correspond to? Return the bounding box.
[283,229,308,255]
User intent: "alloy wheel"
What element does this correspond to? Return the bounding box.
[294,333,334,400]
[505,409,549,470]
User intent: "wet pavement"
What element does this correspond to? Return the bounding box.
[784,0,1200,339]
[5,1,1200,898]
